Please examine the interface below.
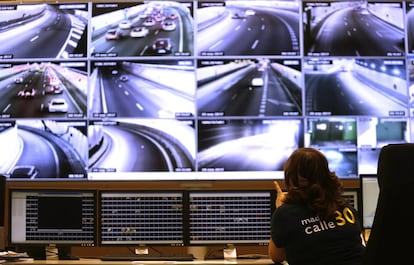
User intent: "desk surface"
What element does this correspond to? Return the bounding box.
[1,258,277,265]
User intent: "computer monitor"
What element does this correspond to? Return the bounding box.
[99,191,185,247]
[342,189,359,211]
[188,190,275,247]
[9,189,96,259]
[360,175,380,229]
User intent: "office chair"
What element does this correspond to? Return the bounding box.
[362,143,414,265]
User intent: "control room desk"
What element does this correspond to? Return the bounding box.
[2,258,277,265]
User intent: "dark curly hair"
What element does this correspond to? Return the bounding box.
[282,147,347,220]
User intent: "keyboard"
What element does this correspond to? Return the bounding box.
[100,253,195,261]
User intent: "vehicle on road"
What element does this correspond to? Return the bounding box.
[120,75,129,82]
[10,165,38,179]
[162,21,176,31]
[249,77,264,90]
[43,85,63,95]
[168,13,178,19]
[18,87,35,98]
[130,27,149,37]
[143,18,156,26]
[48,98,68,113]
[151,38,173,54]
[232,12,246,19]
[105,29,121,40]
[118,20,132,29]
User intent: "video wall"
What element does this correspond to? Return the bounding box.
[0,0,412,181]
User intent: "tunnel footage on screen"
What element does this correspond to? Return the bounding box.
[0,0,412,180]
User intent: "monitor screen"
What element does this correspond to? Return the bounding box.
[341,189,359,211]
[0,0,412,181]
[197,118,303,175]
[0,119,88,180]
[357,117,409,175]
[99,191,184,246]
[90,1,194,57]
[88,59,195,119]
[305,117,358,178]
[0,61,87,119]
[188,191,275,245]
[360,175,380,229]
[197,58,303,117]
[9,189,96,245]
[303,1,404,57]
[196,1,300,56]
[304,58,407,117]
[0,3,88,60]
[87,118,196,180]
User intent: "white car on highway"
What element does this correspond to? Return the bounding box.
[48,98,68,113]
[130,27,149,37]
[118,20,132,29]
[162,21,176,31]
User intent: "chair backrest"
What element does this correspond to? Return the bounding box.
[362,143,414,265]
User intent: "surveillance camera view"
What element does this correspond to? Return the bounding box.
[90,1,194,57]
[0,3,88,59]
[357,117,409,175]
[304,58,408,116]
[197,118,303,172]
[197,58,302,116]
[305,117,357,147]
[0,119,88,179]
[305,117,358,178]
[408,59,414,116]
[303,1,404,57]
[0,61,87,119]
[318,147,358,178]
[89,60,195,118]
[406,2,414,54]
[305,116,409,176]
[197,0,300,56]
[88,119,195,175]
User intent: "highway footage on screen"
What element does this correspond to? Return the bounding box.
[0,0,412,180]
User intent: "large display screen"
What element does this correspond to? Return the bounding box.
[0,0,412,181]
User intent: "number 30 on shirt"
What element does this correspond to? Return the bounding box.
[335,207,356,226]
